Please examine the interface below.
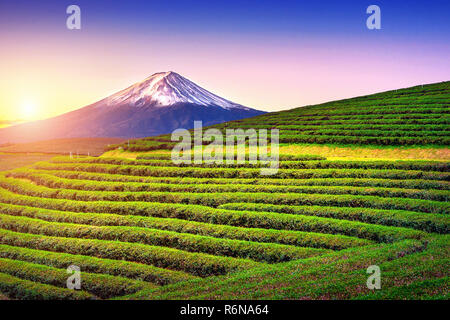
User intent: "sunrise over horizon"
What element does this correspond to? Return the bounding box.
[0,0,449,121]
[0,0,448,307]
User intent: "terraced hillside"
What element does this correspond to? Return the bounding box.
[109,81,450,152]
[0,153,447,299]
[220,82,450,146]
[0,82,448,300]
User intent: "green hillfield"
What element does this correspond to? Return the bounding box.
[0,82,448,300]
[108,81,450,152]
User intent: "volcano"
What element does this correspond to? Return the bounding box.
[0,72,264,143]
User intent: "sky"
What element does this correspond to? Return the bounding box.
[0,0,449,121]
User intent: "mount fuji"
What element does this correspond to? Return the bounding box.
[0,72,265,143]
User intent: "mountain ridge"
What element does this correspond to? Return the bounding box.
[0,72,264,143]
[103,71,252,110]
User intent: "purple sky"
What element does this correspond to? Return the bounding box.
[0,0,449,120]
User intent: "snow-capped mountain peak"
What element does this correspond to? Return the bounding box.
[0,71,265,143]
[106,71,250,110]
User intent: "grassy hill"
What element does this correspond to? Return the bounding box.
[219,81,450,146]
[0,82,448,300]
[110,81,449,152]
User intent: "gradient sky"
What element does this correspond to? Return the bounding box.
[0,0,449,121]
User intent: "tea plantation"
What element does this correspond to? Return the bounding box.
[0,82,448,299]
[108,81,449,152]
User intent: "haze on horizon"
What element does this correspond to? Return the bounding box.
[0,0,449,121]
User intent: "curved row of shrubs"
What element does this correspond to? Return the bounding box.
[239,115,448,125]
[0,257,151,299]
[279,129,449,138]
[1,187,444,235]
[0,229,260,277]
[1,177,447,214]
[0,272,94,300]
[0,214,327,263]
[277,134,449,146]
[217,203,449,234]
[14,172,449,202]
[128,133,449,146]
[0,244,195,285]
[231,106,447,117]
[256,112,449,121]
[25,169,450,190]
[271,109,445,120]
[217,124,449,132]
[32,162,450,181]
[235,118,449,126]
[49,157,450,172]
[136,153,327,161]
[0,188,428,242]
[0,202,371,250]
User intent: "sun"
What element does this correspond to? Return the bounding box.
[20,100,37,120]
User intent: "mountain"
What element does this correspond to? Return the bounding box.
[0,72,265,143]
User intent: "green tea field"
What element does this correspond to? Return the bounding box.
[109,81,450,152]
[0,82,448,300]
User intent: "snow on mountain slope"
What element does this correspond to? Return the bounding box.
[0,71,265,143]
[105,71,251,110]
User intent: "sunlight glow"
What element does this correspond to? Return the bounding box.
[20,100,37,120]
